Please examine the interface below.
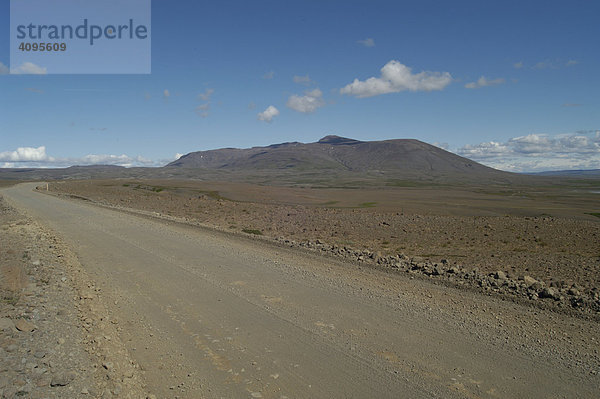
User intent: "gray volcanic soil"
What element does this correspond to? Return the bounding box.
[3,183,600,398]
[47,180,600,315]
[0,195,147,398]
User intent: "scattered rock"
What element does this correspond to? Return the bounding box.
[531,281,545,291]
[494,271,507,280]
[14,319,37,332]
[0,199,147,399]
[523,275,538,287]
[540,287,559,300]
[50,371,76,387]
[35,376,52,387]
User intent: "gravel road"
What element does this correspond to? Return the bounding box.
[3,183,599,398]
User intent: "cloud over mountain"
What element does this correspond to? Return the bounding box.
[257,105,279,123]
[286,89,325,113]
[340,61,452,98]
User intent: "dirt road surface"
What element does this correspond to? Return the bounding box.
[3,183,599,398]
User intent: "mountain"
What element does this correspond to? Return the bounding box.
[0,136,526,185]
[168,135,502,177]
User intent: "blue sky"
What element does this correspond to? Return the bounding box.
[1,0,599,172]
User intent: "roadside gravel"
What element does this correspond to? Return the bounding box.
[0,195,148,399]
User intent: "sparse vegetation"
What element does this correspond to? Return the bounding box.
[131,184,165,193]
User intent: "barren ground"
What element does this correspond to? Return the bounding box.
[0,192,146,398]
[47,179,600,314]
[2,182,600,398]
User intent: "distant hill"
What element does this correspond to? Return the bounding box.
[4,136,576,186]
[168,135,503,177]
[526,169,600,177]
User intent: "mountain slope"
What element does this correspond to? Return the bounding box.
[168,135,501,176]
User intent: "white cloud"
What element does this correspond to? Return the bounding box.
[566,60,579,67]
[513,61,524,69]
[457,141,511,158]
[340,60,453,98]
[198,88,214,101]
[263,71,275,79]
[0,62,8,75]
[10,62,47,75]
[465,76,506,89]
[257,105,279,123]
[286,88,325,113]
[293,75,313,85]
[0,146,50,162]
[163,89,170,99]
[79,154,133,165]
[357,38,375,47]
[456,130,600,172]
[0,146,162,168]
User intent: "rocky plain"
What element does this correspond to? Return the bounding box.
[1,176,599,398]
[46,179,600,317]
[0,194,148,398]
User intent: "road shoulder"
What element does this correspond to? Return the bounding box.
[0,194,148,398]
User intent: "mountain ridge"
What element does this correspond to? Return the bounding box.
[167,135,503,177]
